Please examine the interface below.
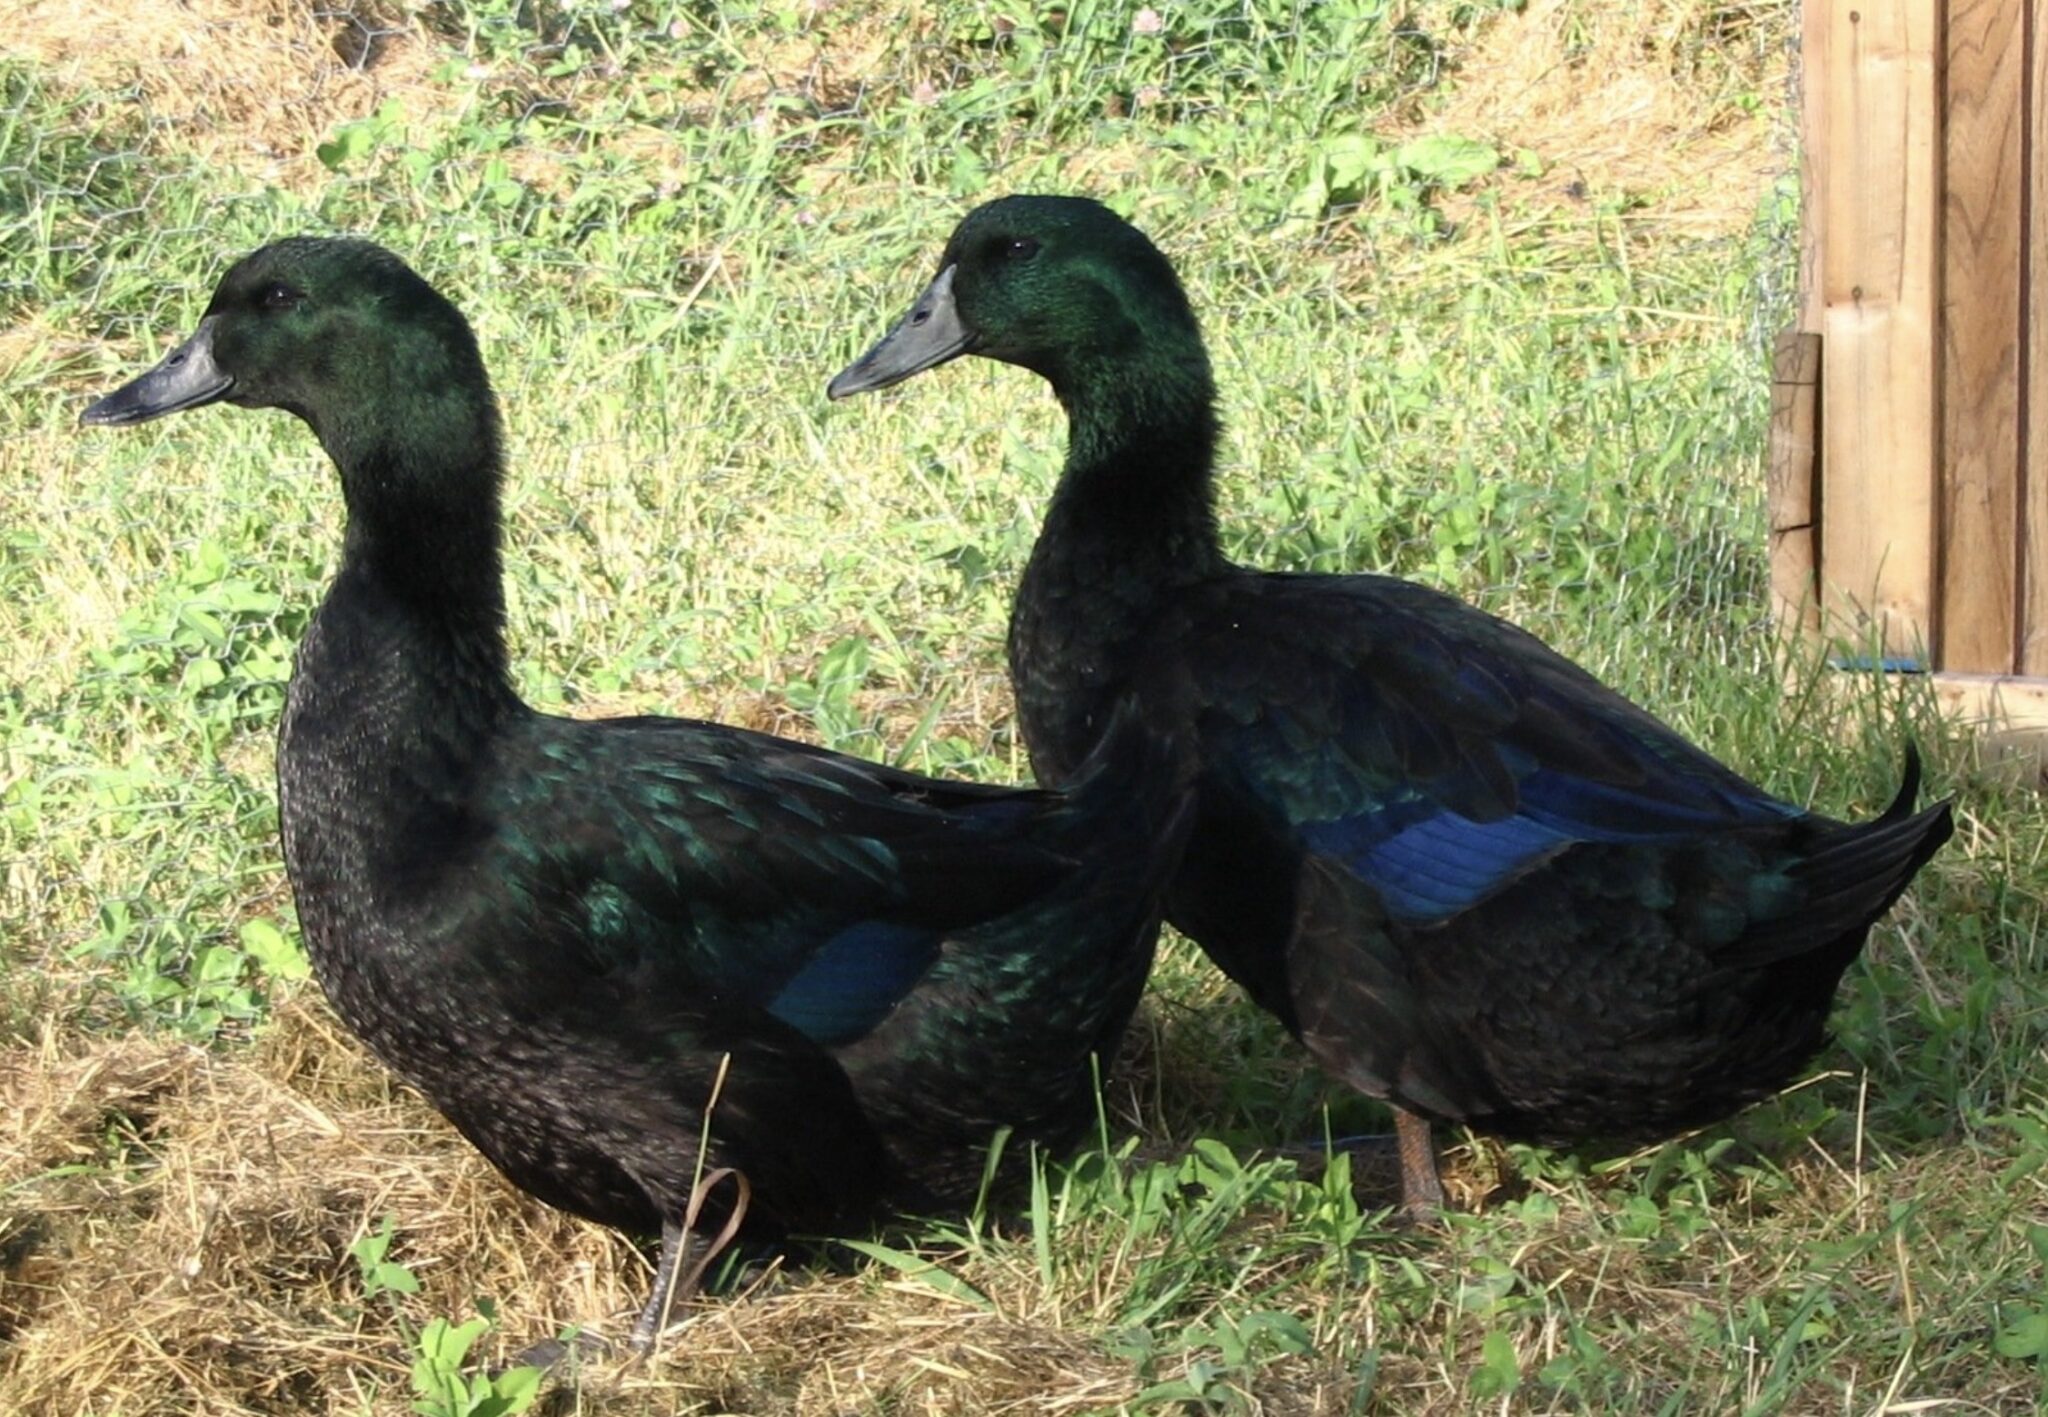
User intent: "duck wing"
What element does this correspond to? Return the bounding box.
[470,714,1081,1050]
[1171,570,1803,927]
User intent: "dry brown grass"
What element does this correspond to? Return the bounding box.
[2,0,446,190]
[1399,0,1785,236]
[0,997,639,1414]
[0,994,1221,1413]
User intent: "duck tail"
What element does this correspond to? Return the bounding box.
[1801,743,1953,903]
[1878,742,1928,825]
[1721,744,1953,970]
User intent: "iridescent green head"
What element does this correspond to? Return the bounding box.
[829,195,1206,402]
[82,237,495,483]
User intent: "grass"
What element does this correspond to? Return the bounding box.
[3,0,2045,1410]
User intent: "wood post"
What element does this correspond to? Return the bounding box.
[1779,0,2047,692]
[2025,1,2048,672]
[1815,0,1941,663]
[1942,0,2026,673]
[1768,331,1823,635]
[1778,0,2048,754]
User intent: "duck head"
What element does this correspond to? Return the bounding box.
[81,238,495,480]
[828,195,1206,403]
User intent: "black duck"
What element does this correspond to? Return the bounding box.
[82,236,1189,1345]
[829,194,1954,1218]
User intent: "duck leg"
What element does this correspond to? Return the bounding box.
[1279,1112,1444,1222]
[628,1222,700,1352]
[1393,1107,1444,1223]
[629,1166,752,1353]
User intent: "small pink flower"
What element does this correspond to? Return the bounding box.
[912,79,939,105]
[1132,8,1164,35]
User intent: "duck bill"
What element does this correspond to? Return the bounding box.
[79,317,234,427]
[827,265,975,399]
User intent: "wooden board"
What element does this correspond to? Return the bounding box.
[1768,330,1823,634]
[1817,0,1941,661]
[2026,0,2048,672]
[1933,671,2048,780]
[1930,671,2048,729]
[1942,0,2028,673]
[1798,0,1830,335]
[1933,671,2048,782]
[1800,668,2048,783]
[1941,0,2026,674]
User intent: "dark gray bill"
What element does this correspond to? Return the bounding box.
[826,265,973,399]
[80,317,234,427]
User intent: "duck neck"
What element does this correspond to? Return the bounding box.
[1038,350,1224,593]
[277,400,525,1021]
[313,410,519,731]
[1009,349,1221,777]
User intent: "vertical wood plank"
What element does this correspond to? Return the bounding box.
[1818,0,1941,661]
[2024,0,2048,671]
[1768,331,1824,635]
[1800,0,1831,335]
[1942,0,2025,673]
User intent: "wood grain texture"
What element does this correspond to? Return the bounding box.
[1930,672,2048,781]
[1768,330,1824,635]
[2025,0,2048,672]
[1931,670,2048,725]
[1818,0,1941,661]
[1799,0,1830,334]
[1941,0,2025,674]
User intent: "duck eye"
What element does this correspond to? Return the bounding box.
[261,281,302,311]
[1003,237,1040,262]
